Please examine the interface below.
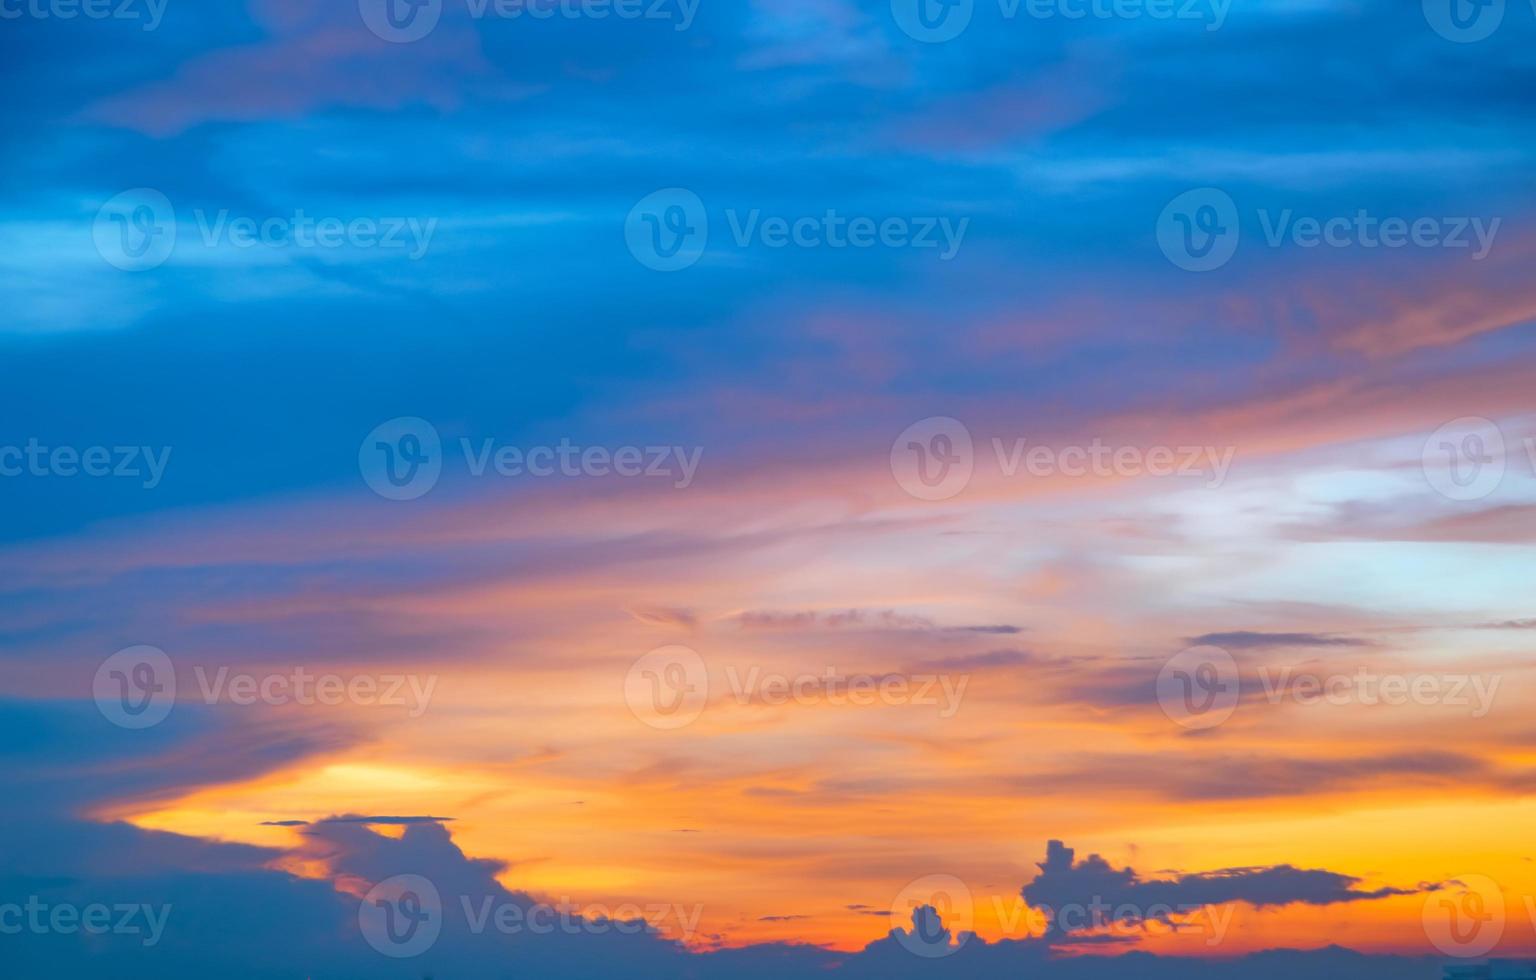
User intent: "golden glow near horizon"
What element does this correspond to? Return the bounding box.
[80,414,1536,957]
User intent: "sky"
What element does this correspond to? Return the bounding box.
[2,0,1536,976]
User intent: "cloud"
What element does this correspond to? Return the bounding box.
[731,609,1023,634]
[1187,631,1365,650]
[627,606,699,629]
[908,649,1037,671]
[1021,840,1434,938]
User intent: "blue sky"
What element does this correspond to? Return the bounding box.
[3,0,1536,974]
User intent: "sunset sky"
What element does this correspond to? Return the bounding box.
[3,0,1536,976]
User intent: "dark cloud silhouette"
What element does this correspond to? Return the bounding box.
[1021,840,1434,939]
